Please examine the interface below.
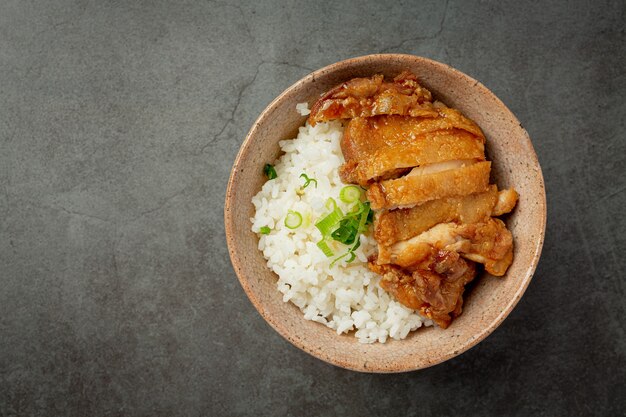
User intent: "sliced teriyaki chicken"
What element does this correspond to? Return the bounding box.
[492,188,519,216]
[370,251,476,328]
[339,115,485,186]
[306,71,519,329]
[377,222,461,267]
[376,218,513,276]
[454,219,514,276]
[374,186,518,246]
[367,160,492,210]
[308,71,438,125]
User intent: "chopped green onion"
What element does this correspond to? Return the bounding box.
[339,185,361,203]
[284,210,302,229]
[316,239,334,257]
[299,173,318,189]
[302,211,312,228]
[330,252,348,267]
[315,192,373,265]
[263,164,277,180]
[330,250,357,267]
[331,218,359,245]
[259,226,271,235]
[366,208,374,225]
[315,206,343,236]
[349,200,366,216]
[356,202,371,234]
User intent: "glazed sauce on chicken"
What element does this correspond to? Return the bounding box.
[309,72,517,328]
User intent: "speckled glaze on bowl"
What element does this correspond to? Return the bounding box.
[224,54,546,373]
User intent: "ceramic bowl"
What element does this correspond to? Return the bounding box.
[224,54,546,372]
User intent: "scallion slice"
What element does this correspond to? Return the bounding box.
[314,191,373,264]
[365,208,374,225]
[284,210,302,229]
[349,200,365,216]
[316,239,334,257]
[263,164,277,180]
[356,202,371,234]
[339,185,361,203]
[330,250,357,267]
[325,197,337,211]
[330,252,347,267]
[331,218,359,245]
[315,206,343,236]
[259,226,271,235]
[299,173,318,189]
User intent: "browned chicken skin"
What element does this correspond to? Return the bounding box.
[374,185,517,247]
[370,251,476,328]
[376,218,514,276]
[308,72,436,125]
[367,161,492,210]
[340,115,485,186]
[455,219,514,276]
[309,71,518,329]
[492,188,519,216]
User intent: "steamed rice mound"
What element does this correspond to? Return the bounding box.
[251,114,432,343]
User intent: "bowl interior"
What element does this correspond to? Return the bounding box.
[225,54,546,372]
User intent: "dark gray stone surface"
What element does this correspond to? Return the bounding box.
[1,0,624,415]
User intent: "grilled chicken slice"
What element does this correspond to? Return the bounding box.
[367,161,492,210]
[374,186,518,246]
[455,219,514,276]
[308,71,437,125]
[340,115,485,186]
[308,71,518,329]
[370,251,476,328]
[377,218,513,276]
[377,222,460,267]
[492,188,519,216]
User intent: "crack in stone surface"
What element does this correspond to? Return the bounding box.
[211,1,254,43]
[23,201,115,224]
[126,186,190,223]
[198,60,313,153]
[55,206,114,223]
[228,3,254,42]
[18,185,190,226]
[584,184,626,208]
[199,63,263,153]
[379,0,450,53]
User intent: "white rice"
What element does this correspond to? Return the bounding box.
[250,105,432,343]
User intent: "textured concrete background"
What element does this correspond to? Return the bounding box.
[1,0,624,415]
